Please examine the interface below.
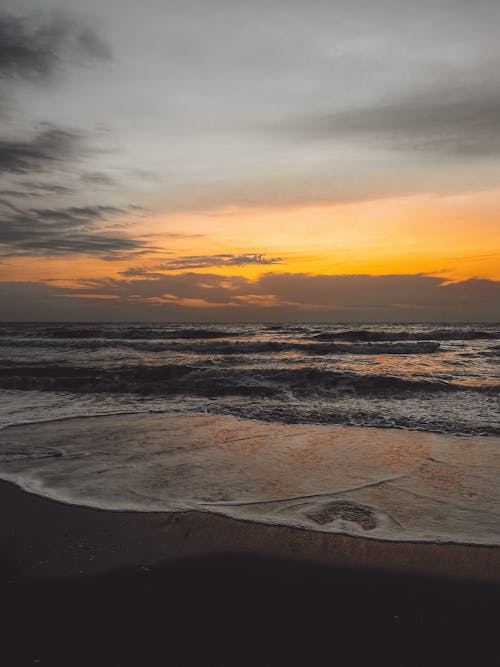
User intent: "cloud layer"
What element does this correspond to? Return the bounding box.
[121,254,284,276]
[282,84,500,157]
[0,203,145,257]
[0,126,82,175]
[0,12,141,262]
[2,272,496,322]
[0,10,110,81]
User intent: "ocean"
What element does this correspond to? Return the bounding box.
[0,322,498,545]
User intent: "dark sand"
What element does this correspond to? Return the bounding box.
[1,478,499,666]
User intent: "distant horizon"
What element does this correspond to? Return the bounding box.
[2,319,499,325]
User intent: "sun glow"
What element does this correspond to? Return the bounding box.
[136,189,500,281]
[3,189,499,288]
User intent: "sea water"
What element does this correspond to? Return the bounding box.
[0,322,498,544]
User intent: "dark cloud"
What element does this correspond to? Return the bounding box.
[0,10,110,81]
[83,272,249,303]
[0,281,121,321]
[0,182,74,198]
[47,271,500,322]
[283,85,500,157]
[0,127,83,175]
[120,253,284,276]
[0,271,498,322]
[256,273,500,312]
[0,128,142,258]
[0,11,115,216]
[0,203,145,257]
[81,172,115,187]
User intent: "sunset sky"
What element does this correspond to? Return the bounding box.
[1,0,499,320]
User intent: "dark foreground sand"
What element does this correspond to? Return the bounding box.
[1,478,499,666]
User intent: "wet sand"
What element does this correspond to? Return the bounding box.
[1,478,500,665]
[3,412,500,546]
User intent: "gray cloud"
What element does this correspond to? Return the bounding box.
[0,10,110,81]
[0,272,498,322]
[120,253,284,276]
[0,10,117,230]
[0,128,148,258]
[256,273,500,312]
[1,0,500,215]
[0,182,74,199]
[282,84,500,157]
[0,127,83,175]
[81,171,115,187]
[0,203,145,257]
[46,271,499,322]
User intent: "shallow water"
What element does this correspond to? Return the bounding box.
[1,412,499,546]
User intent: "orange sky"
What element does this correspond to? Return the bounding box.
[3,188,499,287]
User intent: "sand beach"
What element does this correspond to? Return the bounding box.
[1,415,499,665]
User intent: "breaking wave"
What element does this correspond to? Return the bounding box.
[0,322,497,437]
[309,328,500,342]
[0,363,497,398]
[0,338,440,355]
[0,325,243,340]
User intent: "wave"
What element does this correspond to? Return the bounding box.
[262,324,312,333]
[211,402,500,437]
[482,345,500,357]
[1,324,497,343]
[0,326,243,340]
[0,337,440,355]
[0,363,496,398]
[154,341,441,355]
[309,328,500,342]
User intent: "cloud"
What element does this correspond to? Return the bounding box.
[81,172,115,187]
[0,10,116,222]
[0,182,74,198]
[0,272,499,321]
[0,126,83,175]
[0,203,146,258]
[0,125,146,259]
[256,273,500,313]
[0,10,110,81]
[120,253,284,276]
[32,271,497,322]
[281,84,500,157]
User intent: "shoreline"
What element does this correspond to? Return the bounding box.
[2,473,500,664]
[2,411,500,549]
[6,471,500,549]
[2,410,500,664]
[1,477,499,583]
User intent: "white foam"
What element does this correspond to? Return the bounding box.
[0,389,206,429]
[1,412,499,546]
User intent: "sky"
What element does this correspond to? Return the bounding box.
[0,0,499,321]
